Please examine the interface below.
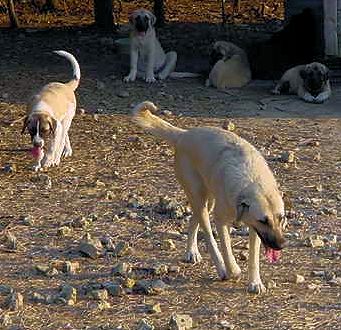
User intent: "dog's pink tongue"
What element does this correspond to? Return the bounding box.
[265,247,281,263]
[29,146,42,160]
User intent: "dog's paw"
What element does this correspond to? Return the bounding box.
[157,72,168,80]
[271,87,281,95]
[145,76,156,83]
[228,266,242,280]
[62,146,73,158]
[247,281,266,294]
[123,74,136,83]
[314,92,330,104]
[302,93,315,103]
[184,250,202,264]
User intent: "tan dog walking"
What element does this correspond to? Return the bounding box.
[132,101,287,294]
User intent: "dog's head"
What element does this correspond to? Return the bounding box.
[129,9,156,35]
[300,62,329,97]
[209,41,228,68]
[21,113,56,148]
[236,186,287,251]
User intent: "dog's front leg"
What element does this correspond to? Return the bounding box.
[247,227,266,294]
[298,86,315,103]
[145,44,156,83]
[215,220,241,280]
[124,47,139,82]
[42,121,63,168]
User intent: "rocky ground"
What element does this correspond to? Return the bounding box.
[0,12,340,330]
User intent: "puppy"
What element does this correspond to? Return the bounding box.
[124,9,199,83]
[206,41,251,89]
[272,62,331,103]
[132,101,287,294]
[22,50,80,171]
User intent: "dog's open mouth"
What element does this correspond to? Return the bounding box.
[264,247,281,263]
[29,146,43,160]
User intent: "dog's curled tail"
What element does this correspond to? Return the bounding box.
[132,101,185,145]
[53,50,81,90]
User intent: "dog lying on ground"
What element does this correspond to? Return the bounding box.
[124,9,199,83]
[21,50,80,171]
[132,101,287,294]
[272,62,331,103]
[206,41,251,89]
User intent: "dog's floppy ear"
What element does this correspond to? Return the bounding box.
[236,200,250,222]
[21,116,29,134]
[48,116,57,135]
[299,69,307,79]
[149,12,156,26]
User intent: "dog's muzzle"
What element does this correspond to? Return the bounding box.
[135,16,149,33]
[254,228,286,250]
[32,135,44,148]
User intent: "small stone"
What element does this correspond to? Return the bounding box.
[134,279,168,295]
[30,292,49,303]
[71,216,92,229]
[34,264,55,277]
[222,121,235,132]
[122,277,136,289]
[151,263,169,275]
[89,289,108,301]
[117,90,130,98]
[93,114,99,121]
[219,321,235,329]
[0,313,12,326]
[112,262,132,276]
[307,283,319,290]
[112,241,130,257]
[105,190,115,200]
[293,274,305,284]
[4,292,24,311]
[0,285,14,295]
[280,151,295,163]
[57,226,72,237]
[78,108,86,115]
[57,284,77,305]
[105,283,125,297]
[4,231,17,250]
[169,314,193,330]
[78,234,103,259]
[136,319,154,330]
[308,236,325,248]
[311,270,326,277]
[3,164,16,173]
[323,234,338,245]
[161,239,176,250]
[62,261,80,275]
[20,215,34,226]
[92,300,111,310]
[328,277,341,287]
[146,302,161,314]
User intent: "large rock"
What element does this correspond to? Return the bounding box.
[169,314,193,330]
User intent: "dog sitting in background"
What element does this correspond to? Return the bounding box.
[124,9,199,83]
[272,62,331,103]
[206,41,251,90]
[21,50,80,171]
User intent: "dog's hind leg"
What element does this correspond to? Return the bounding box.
[157,51,177,80]
[247,227,266,294]
[176,156,227,279]
[214,211,242,280]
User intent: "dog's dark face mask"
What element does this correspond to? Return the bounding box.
[209,47,224,69]
[135,15,150,33]
[300,65,329,97]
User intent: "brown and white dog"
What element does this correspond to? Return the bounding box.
[124,9,199,83]
[22,50,80,171]
[206,41,251,90]
[132,101,287,294]
[272,62,331,103]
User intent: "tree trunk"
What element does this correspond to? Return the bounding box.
[7,0,19,28]
[94,0,113,30]
[153,0,165,26]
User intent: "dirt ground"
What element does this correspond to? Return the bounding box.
[0,23,341,330]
